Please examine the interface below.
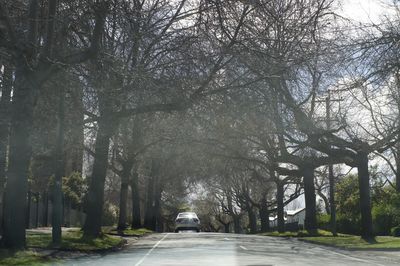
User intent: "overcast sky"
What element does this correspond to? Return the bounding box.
[340,0,394,23]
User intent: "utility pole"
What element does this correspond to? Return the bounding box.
[326,92,337,236]
[316,90,341,236]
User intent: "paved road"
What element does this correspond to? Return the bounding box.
[63,232,400,266]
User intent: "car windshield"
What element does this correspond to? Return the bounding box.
[178,213,197,218]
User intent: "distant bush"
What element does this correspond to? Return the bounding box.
[336,216,361,235]
[317,213,361,235]
[317,214,330,231]
[391,226,400,237]
[373,203,394,235]
[371,187,400,235]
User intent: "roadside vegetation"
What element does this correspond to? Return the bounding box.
[0,230,126,265]
[27,230,125,251]
[260,229,345,238]
[105,228,153,237]
[262,229,400,250]
[303,236,400,250]
[261,177,400,250]
[0,250,52,266]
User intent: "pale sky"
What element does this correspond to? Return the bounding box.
[340,0,394,23]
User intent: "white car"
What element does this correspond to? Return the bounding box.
[174,212,201,232]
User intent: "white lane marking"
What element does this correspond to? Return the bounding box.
[134,233,169,266]
[239,245,248,250]
[224,237,230,240]
[324,248,385,266]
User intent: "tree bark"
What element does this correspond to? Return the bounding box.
[154,176,163,233]
[396,153,400,193]
[317,189,330,215]
[259,197,270,233]
[302,165,317,233]
[227,192,241,233]
[131,171,141,228]
[224,222,230,233]
[52,85,65,246]
[83,117,113,237]
[117,161,133,231]
[2,64,37,248]
[26,191,32,229]
[144,175,155,230]
[233,216,241,234]
[277,181,285,233]
[42,191,49,227]
[35,193,39,228]
[0,64,12,234]
[247,206,257,234]
[357,152,374,239]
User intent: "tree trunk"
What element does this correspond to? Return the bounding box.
[247,206,257,234]
[117,182,129,231]
[154,176,163,233]
[223,222,229,233]
[302,165,317,233]
[42,191,49,227]
[117,161,133,231]
[0,65,12,234]
[52,85,65,246]
[144,175,155,230]
[259,197,270,233]
[357,152,374,239]
[83,118,113,237]
[396,154,400,193]
[131,171,141,228]
[233,216,241,234]
[227,192,241,233]
[317,190,330,215]
[35,193,39,228]
[26,191,32,229]
[277,181,285,233]
[2,64,36,248]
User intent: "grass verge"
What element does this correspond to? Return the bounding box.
[303,235,400,250]
[0,250,52,266]
[105,227,153,237]
[260,229,346,237]
[0,229,126,265]
[261,229,400,250]
[27,230,125,251]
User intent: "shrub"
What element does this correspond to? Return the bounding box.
[317,214,330,231]
[336,216,361,235]
[391,226,400,237]
[372,203,394,235]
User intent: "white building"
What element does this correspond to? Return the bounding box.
[286,208,306,227]
[269,207,306,229]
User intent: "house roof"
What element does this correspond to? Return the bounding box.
[286,207,306,216]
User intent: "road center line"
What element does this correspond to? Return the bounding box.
[239,245,248,250]
[134,233,169,266]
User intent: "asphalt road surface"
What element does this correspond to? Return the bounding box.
[63,232,400,266]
